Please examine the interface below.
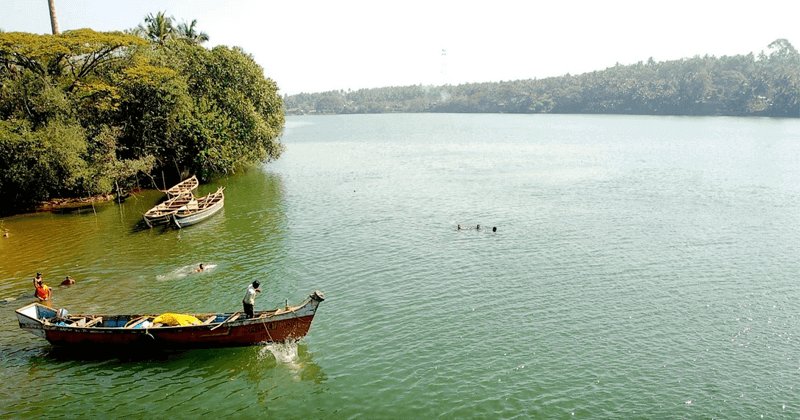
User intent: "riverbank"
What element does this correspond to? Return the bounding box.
[33,191,137,214]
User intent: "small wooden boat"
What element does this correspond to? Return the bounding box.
[162,175,198,197]
[143,193,196,227]
[171,186,225,228]
[15,290,325,349]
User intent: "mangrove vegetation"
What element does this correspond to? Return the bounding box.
[0,13,284,215]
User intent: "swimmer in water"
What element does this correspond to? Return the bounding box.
[194,263,204,272]
[61,275,76,286]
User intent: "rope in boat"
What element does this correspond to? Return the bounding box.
[260,316,274,342]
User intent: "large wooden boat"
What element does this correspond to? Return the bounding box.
[162,175,198,197]
[143,193,195,227]
[15,291,325,349]
[171,186,225,228]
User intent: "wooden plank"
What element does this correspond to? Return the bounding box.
[124,316,148,328]
[82,317,103,328]
[210,313,239,331]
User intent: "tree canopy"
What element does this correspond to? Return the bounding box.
[285,39,800,118]
[0,17,284,215]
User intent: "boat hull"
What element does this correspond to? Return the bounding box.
[41,314,315,348]
[16,291,324,349]
[172,197,224,228]
[143,194,195,228]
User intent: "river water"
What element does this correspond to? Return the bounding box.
[2,113,800,418]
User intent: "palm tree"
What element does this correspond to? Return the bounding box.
[139,11,174,45]
[47,0,60,34]
[124,26,146,39]
[176,19,209,45]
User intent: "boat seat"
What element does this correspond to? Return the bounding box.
[203,316,216,324]
[82,317,103,327]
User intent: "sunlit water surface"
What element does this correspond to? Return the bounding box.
[3,114,800,418]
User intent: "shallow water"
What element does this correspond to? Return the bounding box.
[3,113,800,418]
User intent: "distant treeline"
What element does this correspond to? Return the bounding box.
[285,39,799,118]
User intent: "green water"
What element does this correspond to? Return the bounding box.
[3,114,800,418]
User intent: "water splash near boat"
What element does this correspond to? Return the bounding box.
[259,341,299,364]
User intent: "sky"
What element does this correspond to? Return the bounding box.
[1,0,798,96]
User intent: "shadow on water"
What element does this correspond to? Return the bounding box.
[129,218,154,233]
[0,294,35,305]
[28,342,327,383]
[36,345,193,363]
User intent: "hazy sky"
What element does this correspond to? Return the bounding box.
[1,0,798,95]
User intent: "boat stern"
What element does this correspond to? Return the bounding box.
[15,303,56,339]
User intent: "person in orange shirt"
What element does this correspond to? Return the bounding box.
[33,272,51,301]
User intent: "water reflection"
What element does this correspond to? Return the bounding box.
[29,342,326,386]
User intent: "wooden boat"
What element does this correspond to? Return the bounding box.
[171,186,225,228]
[162,175,198,197]
[143,193,195,227]
[15,290,325,349]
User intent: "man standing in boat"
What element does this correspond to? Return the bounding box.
[242,280,261,318]
[33,272,51,301]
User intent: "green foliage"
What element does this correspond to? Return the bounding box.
[131,11,209,46]
[285,39,800,118]
[0,119,87,209]
[0,20,285,215]
[158,42,285,176]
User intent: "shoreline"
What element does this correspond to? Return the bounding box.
[29,189,142,215]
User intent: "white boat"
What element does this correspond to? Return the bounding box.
[171,187,224,228]
[143,193,195,227]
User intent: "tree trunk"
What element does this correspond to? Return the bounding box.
[47,0,60,35]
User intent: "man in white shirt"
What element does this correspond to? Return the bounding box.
[242,281,261,318]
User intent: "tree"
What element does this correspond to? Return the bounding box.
[47,0,60,35]
[176,19,209,45]
[138,11,174,45]
[0,25,285,214]
[161,42,285,176]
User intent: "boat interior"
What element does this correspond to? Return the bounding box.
[21,302,303,329]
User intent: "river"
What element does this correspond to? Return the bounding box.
[2,113,800,418]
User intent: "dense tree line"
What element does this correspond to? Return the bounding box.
[0,14,284,215]
[285,39,799,118]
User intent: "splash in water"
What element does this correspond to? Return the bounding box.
[156,263,217,280]
[259,341,299,364]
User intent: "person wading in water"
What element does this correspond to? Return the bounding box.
[33,272,51,301]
